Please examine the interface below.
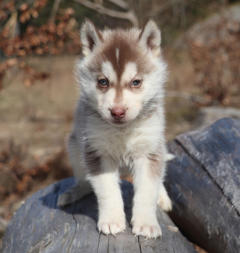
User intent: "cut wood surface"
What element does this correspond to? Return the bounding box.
[2,179,196,253]
[166,117,240,253]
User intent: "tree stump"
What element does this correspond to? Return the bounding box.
[166,117,240,253]
[2,180,196,253]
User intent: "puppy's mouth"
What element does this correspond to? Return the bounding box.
[111,118,126,125]
[113,119,126,125]
[106,117,129,127]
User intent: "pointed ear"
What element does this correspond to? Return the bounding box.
[80,20,102,56]
[139,20,161,56]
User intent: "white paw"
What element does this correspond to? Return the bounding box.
[132,221,162,238]
[158,192,172,212]
[98,216,126,235]
[132,213,162,238]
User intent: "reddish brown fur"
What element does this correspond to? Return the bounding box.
[114,85,123,103]
[100,32,153,81]
[87,30,154,103]
[102,35,138,79]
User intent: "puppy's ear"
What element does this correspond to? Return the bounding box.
[139,20,161,56]
[80,20,102,56]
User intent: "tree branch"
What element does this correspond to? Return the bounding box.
[74,0,138,27]
[147,0,182,17]
[107,0,129,10]
[49,0,61,23]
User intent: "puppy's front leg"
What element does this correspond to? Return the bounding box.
[131,156,163,238]
[88,157,126,235]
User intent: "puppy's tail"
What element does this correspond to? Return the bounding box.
[166,153,175,162]
[57,180,92,207]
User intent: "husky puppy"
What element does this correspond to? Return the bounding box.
[66,20,172,238]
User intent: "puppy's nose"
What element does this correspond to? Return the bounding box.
[110,107,126,120]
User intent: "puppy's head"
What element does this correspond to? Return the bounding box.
[76,20,167,126]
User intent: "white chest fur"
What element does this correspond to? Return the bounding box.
[84,110,165,162]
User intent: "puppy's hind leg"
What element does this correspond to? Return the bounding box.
[58,133,92,207]
[157,182,172,212]
[157,153,174,211]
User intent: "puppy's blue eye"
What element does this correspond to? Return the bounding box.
[98,78,109,88]
[131,79,141,87]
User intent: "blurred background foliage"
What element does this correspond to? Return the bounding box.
[0,0,240,99]
[0,1,240,250]
[0,0,237,57]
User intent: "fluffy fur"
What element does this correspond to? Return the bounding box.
[67,20,172,238]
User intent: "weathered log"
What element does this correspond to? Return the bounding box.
[166,117,240,253]
[2,179,196,253]
[2,117,239,253]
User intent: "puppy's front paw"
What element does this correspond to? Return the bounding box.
[98,214,126,235]
[132,215,162,238]
[132,223,162,238]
